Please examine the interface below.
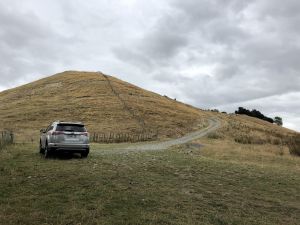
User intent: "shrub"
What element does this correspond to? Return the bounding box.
[271,138,282,145]
[207,132,223,139]
[274,116,283,126]
[235,107,274,123]
[234,135,251,144]
[0,131,14,150]
[287,134,300,156]
[234,134,266,145]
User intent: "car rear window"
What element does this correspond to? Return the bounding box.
[56,124,86,132]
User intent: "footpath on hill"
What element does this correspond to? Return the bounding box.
[94,118,221,155]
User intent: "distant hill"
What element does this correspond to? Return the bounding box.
[0,71,207,141]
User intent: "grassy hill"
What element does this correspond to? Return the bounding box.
[0,71,299,224]
[0,70,297,145]
[209,112,297,146]
[0,71,207,142]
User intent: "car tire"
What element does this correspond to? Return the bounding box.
[81,150,89,158]
[44,144,52,158]
[39,141,44,154]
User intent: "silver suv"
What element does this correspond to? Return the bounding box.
[39,121,90,158]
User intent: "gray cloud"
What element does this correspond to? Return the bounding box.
[0,0,299,131]
[216,91,300,131]
[0,1,83,87]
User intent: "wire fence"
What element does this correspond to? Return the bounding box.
[91,131,158,143]
[0,131,14,149]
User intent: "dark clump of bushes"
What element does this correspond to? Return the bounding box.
[0,131,14,150]
[207,132,224,139]
[235,107,274,123]
[234,134,266,145]
[287,134,300,156]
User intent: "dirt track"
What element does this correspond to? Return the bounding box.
[94,118,221,154]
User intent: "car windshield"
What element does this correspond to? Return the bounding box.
[56,124,86,132]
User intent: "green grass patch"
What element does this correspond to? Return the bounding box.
[0,143,299,225]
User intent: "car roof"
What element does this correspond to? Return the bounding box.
[53,121,84,125]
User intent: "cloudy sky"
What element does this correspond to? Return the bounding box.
[0,0,299,131]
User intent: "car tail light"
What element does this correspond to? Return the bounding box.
[52,131,64,135]
[82,132,89,136]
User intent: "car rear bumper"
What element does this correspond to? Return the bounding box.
[48,143,89,152]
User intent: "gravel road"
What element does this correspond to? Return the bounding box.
[94,118,221,155]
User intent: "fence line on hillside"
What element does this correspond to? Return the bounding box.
[2,131,158,144]
[102,74,146,132]
[91,131,158,143]
[0,131,14,149]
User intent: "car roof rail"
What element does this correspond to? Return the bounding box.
[58,121,83,125]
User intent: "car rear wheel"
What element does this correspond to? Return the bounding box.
[39,141,44,154]
[81,150,89,158]
[44,144,52,158]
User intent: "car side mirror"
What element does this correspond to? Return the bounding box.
[40,129,46,133]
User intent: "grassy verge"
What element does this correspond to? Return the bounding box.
[0,142,299,225]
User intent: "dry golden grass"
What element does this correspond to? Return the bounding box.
[0,70,297,146]
[205,112,297,144]
[0,71,207,142]
[192,111,300,163]
[196,138,299,170]
[287,133,300,156]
